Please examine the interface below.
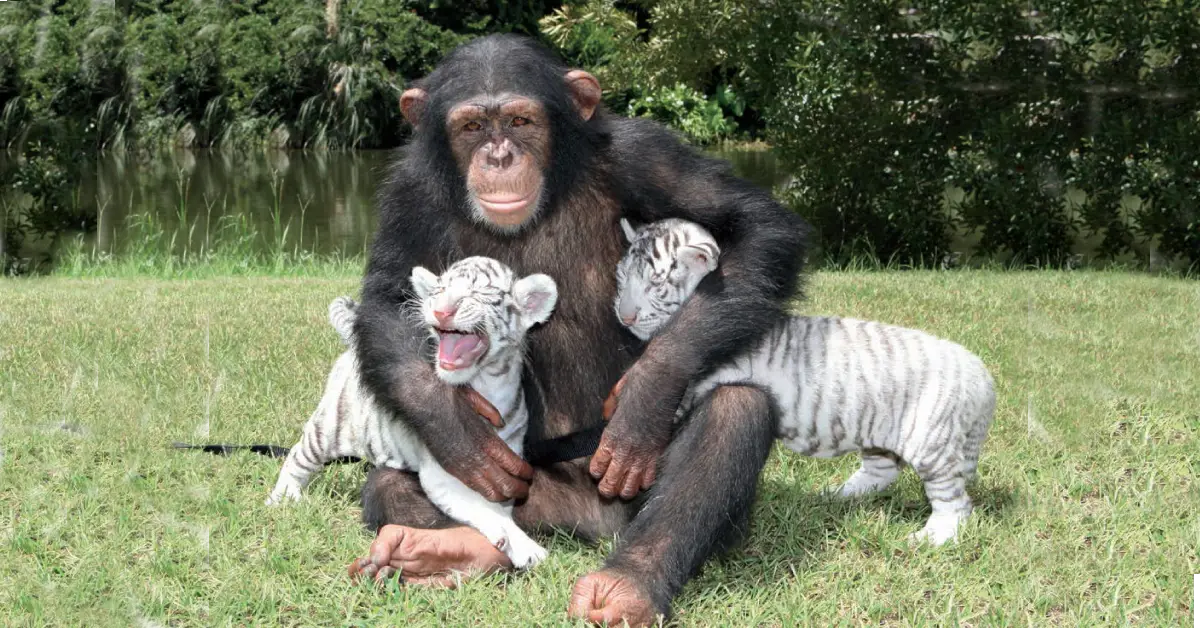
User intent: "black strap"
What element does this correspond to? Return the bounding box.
[523,425,605,466]
[172,424,603,468]
[171,444,362,463]
[172,442,291,457]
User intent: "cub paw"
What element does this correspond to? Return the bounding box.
[908,513,966,546]
[504,535,548,570]
[265,485,302,506]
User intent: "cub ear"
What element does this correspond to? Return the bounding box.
[513,274,558,327]
[677,241,721,274]
[410,266,440,299]
[619,218,639,244]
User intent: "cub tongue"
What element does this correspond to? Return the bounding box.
[437,333,483,367]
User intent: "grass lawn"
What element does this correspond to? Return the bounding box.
[1,270,1196,626]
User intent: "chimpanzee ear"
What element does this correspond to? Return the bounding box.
[565,70,601,121]
[677,241,721,274]
[620,218,638,244]
[410,266,439,299]
[513,274,558,327]
[400,88,428,127]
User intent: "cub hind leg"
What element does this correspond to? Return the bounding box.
[910,463,972,546]
[960,393,996,483]
[837,448,903,497]
[266,423,328,505]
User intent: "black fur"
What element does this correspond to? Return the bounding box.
[354,34,808,620]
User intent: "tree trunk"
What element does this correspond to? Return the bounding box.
[325,0,340,38]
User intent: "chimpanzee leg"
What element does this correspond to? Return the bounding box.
[353,467,512,584]
[360,467,457,532]
[352,462,631,584]
[514,461,633,543]
[362,463,630,539]
[581,384,777,619]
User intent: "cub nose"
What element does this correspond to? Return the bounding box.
[434,306,457,327]
[621,310,638,326]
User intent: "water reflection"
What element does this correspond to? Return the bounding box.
[78,147,786,258]
[82,149,389,257]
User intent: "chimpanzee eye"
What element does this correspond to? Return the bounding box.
[511,116,529,127]
[464,121,482,132]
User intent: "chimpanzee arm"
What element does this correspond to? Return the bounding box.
[589,120,809,498]
[354,172,534,502]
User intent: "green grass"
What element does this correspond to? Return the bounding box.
[1,270,1196,626]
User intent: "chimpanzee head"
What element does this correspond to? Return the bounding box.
[399,35,605,233]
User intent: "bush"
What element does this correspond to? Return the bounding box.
[540,1,754,144]
[626,83,743,145]
[0,0,474,150]
[567,1,1200,267]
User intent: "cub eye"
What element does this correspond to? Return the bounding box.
[464,121,482,132]
[511,116,529,127]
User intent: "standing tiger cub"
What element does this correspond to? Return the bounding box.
[614,218,996,545]
[267,257,556,568]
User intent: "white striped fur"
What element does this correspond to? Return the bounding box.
[328,296,357,346]
[615,219,996,545]
[267,257,557,568]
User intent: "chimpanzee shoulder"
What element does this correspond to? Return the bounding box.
[360,155,459,308]
[603,116,765,231]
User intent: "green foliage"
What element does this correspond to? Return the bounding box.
[540,1,645,90]
[1,141,93,274]
[544,1,1200,267]
[626,83,741,145]
[540,1,756,143]
[0,0,473,150]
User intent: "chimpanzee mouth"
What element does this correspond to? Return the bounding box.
[435,329,489,371]
[477,191,536,215]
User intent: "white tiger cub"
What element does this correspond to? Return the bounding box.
[614,218,996,545]
[267,257,556,568]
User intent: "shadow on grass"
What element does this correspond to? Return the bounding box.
[690,476,1019,598]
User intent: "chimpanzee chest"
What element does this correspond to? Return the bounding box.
[456,194,638,436]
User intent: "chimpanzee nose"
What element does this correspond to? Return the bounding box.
[434,306,457,327]
[485,141,515,169]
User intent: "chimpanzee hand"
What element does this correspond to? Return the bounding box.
[428,386,533,502]
[589,362,683,500]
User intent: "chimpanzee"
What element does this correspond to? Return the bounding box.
[346,34,808,626]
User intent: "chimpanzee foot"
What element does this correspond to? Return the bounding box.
[567,569,663,627]
[347,524,513,587]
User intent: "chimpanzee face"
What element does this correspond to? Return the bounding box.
[398,69,601,233]
[445,95,552,231]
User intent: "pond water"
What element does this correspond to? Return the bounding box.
[69,146,789,259]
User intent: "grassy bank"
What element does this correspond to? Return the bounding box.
[1,271,1196,625]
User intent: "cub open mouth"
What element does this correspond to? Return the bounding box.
[435,329,489,371]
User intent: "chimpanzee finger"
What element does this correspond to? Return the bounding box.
[618,466,643,500]
[601,391,619,422]
[373,565,398,585]
[477,432,530,482]
[484,438,534,481]
[467,470,504,502]
[349,559,378,583]
[483,464,530,501]
[589,441,614,478]
[464,387,503,428]
[597,454,630,498]
[640,464,657,490]
[601,374,627,421]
